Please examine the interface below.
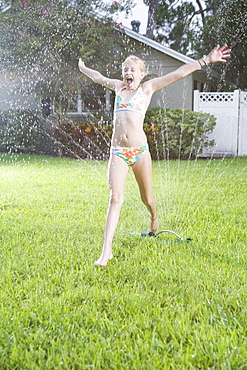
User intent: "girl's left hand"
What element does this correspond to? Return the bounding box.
[207,45,231,64]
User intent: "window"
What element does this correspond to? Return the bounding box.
[67,88,112,114]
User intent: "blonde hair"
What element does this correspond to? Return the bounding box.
[122,55,146,75]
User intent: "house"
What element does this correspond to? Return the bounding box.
[3,6,244,158]
[0,72,40,111]
[111,24,210,111]
[68,23,213,115]
[0,22,212,115]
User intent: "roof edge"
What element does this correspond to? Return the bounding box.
[122,27,196,64]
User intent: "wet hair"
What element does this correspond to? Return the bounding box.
[122,55,146,75]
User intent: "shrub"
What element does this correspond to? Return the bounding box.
[144,108,216,160]
[54,112,113,160]
[54,108,216,160]
[0,110,43,154]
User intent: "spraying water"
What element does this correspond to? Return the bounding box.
[0,0,246,247]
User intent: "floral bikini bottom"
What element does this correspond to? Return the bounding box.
[111,144,149,166]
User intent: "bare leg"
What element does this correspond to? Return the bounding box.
[132,151,158,233]
[94,154,129,267]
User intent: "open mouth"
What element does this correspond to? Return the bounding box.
[126,77,133,85]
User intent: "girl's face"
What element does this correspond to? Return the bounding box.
[122,60,144,90]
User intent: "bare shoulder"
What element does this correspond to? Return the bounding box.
[114,81,125,91]
[104,79,123,91]
[141,81,155,108]
[142,80,155,97]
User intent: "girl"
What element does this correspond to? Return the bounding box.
[78,45,231,266]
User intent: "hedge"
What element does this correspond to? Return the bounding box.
[0,108,216,159]
[53,112,112,160]
[144,107,216,160]
[0,110,43,154]
[54,108,216,160]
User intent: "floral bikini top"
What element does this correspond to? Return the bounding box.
[114,86,146,116]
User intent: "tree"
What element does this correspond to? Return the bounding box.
[0,0,136,123]
[193,0,247,90]
[148,0,247,90]
[145,0,158,39]
[148,0,198,53]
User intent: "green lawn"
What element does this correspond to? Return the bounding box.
[0,153,246,369]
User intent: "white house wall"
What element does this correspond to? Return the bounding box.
[138,48,194,110]
[0,73,40,111]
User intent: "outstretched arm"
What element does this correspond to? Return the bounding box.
[78,59,121,91]
[147,45,231,93]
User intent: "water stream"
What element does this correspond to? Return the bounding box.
[1,0,246,244]
[0,68,243,242]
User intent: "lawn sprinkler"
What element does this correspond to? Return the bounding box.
[141,230,192,243]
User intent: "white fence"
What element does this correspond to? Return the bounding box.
[194,90,247,157]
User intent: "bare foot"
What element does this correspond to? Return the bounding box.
[94,253,113,267]
[150,215,158,233]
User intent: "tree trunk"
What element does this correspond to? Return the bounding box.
[146,0,158,39]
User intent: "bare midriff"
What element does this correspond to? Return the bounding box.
[112,111,147,147]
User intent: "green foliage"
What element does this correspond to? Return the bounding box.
[0,0,137,123]
[191,0,247,90]
[213,0,247,90]
[54,112,113,160]
[144,107,216,159]
[155,0,197,54]
[54,108,216,160]
[153,0,247,90]
[0,109,42,153]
